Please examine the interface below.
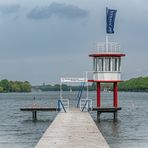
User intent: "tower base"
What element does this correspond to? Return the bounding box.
[92,107,121,122]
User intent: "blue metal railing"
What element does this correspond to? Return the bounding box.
[57,99,66,112]
[76,82,85,107]
[82,100,91,112]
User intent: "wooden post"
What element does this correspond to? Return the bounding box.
[97,111,101,122]
[32,111,37,120]
[97,82,101,107]
[113,82,118,108]
[113,111,117,121]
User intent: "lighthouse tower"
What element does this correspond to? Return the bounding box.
[89,42,125,108]
[87,6,126,120]
[88,42,125,120]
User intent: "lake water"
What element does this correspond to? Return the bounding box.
[0,91,148,148]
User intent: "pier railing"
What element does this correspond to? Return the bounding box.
[57,99,69,112]
[80,99,92,111]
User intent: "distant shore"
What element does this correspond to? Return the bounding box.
[32,76,148,93]
[0,76,147,93]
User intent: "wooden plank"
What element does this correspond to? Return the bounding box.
[35,108,110,148]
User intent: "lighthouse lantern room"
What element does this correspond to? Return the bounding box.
[90,42,125,82]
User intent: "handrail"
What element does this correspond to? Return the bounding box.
[76,82,85,107]
[57,99,66,112]
[81,100,92,112]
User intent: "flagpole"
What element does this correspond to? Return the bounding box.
[106,34,108,52]
[106,7,109,52]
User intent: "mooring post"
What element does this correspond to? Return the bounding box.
[97,111,101,122]
[32,111,37,120]
[32,111,35,120]
[113,111,117,121]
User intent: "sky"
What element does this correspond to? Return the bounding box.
[0,0,147,85]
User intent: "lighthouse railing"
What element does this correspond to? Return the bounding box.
[92,42,120,54]
[86,71,94,81]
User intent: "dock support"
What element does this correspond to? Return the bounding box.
[97,111,118,122]
[113,111,118,121]
[32,111,37,120]
[97,111,101,122]
[92,107,121,121]
[97,82,101,107]
[113,82,118,108]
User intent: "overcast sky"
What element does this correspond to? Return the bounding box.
[0,0,147,85]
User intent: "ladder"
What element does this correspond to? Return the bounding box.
[76,82,85,107]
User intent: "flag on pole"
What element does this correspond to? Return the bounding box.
[106,7,117,34]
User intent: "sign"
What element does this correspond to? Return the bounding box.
[61,77,86,83]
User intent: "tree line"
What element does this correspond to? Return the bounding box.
[118,77,148,92]
[33,83,113,92]
[0,79,32,93]
[34,76,148,92]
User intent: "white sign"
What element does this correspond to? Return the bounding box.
[61,77,86,83]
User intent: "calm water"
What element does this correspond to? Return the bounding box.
[0,91,148,148]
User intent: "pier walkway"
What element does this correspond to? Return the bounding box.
[35,108,110,148]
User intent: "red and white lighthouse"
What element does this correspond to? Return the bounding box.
[88,42,125,120]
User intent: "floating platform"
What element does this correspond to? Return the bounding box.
[35,108,110,148]
[20,107,57,111]
[20,107,57,120]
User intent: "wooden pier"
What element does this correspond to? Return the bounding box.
[20,107,57,120]
[35,108,110,148]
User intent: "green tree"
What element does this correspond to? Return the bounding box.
[0,79,32,93]
[0,79,10,92]
[0,86,3,92]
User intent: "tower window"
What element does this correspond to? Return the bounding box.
[105,58,111,71]
[97,58,104,71]
[118,58,121,71]
[93,58,97,71]
[112,58,120,72]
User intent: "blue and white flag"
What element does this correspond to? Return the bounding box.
[106,7,117,34]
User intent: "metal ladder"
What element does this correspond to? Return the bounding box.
[76,82,85,107]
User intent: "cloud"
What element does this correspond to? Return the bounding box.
[27,2,89,20]
[0,4,20,14]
